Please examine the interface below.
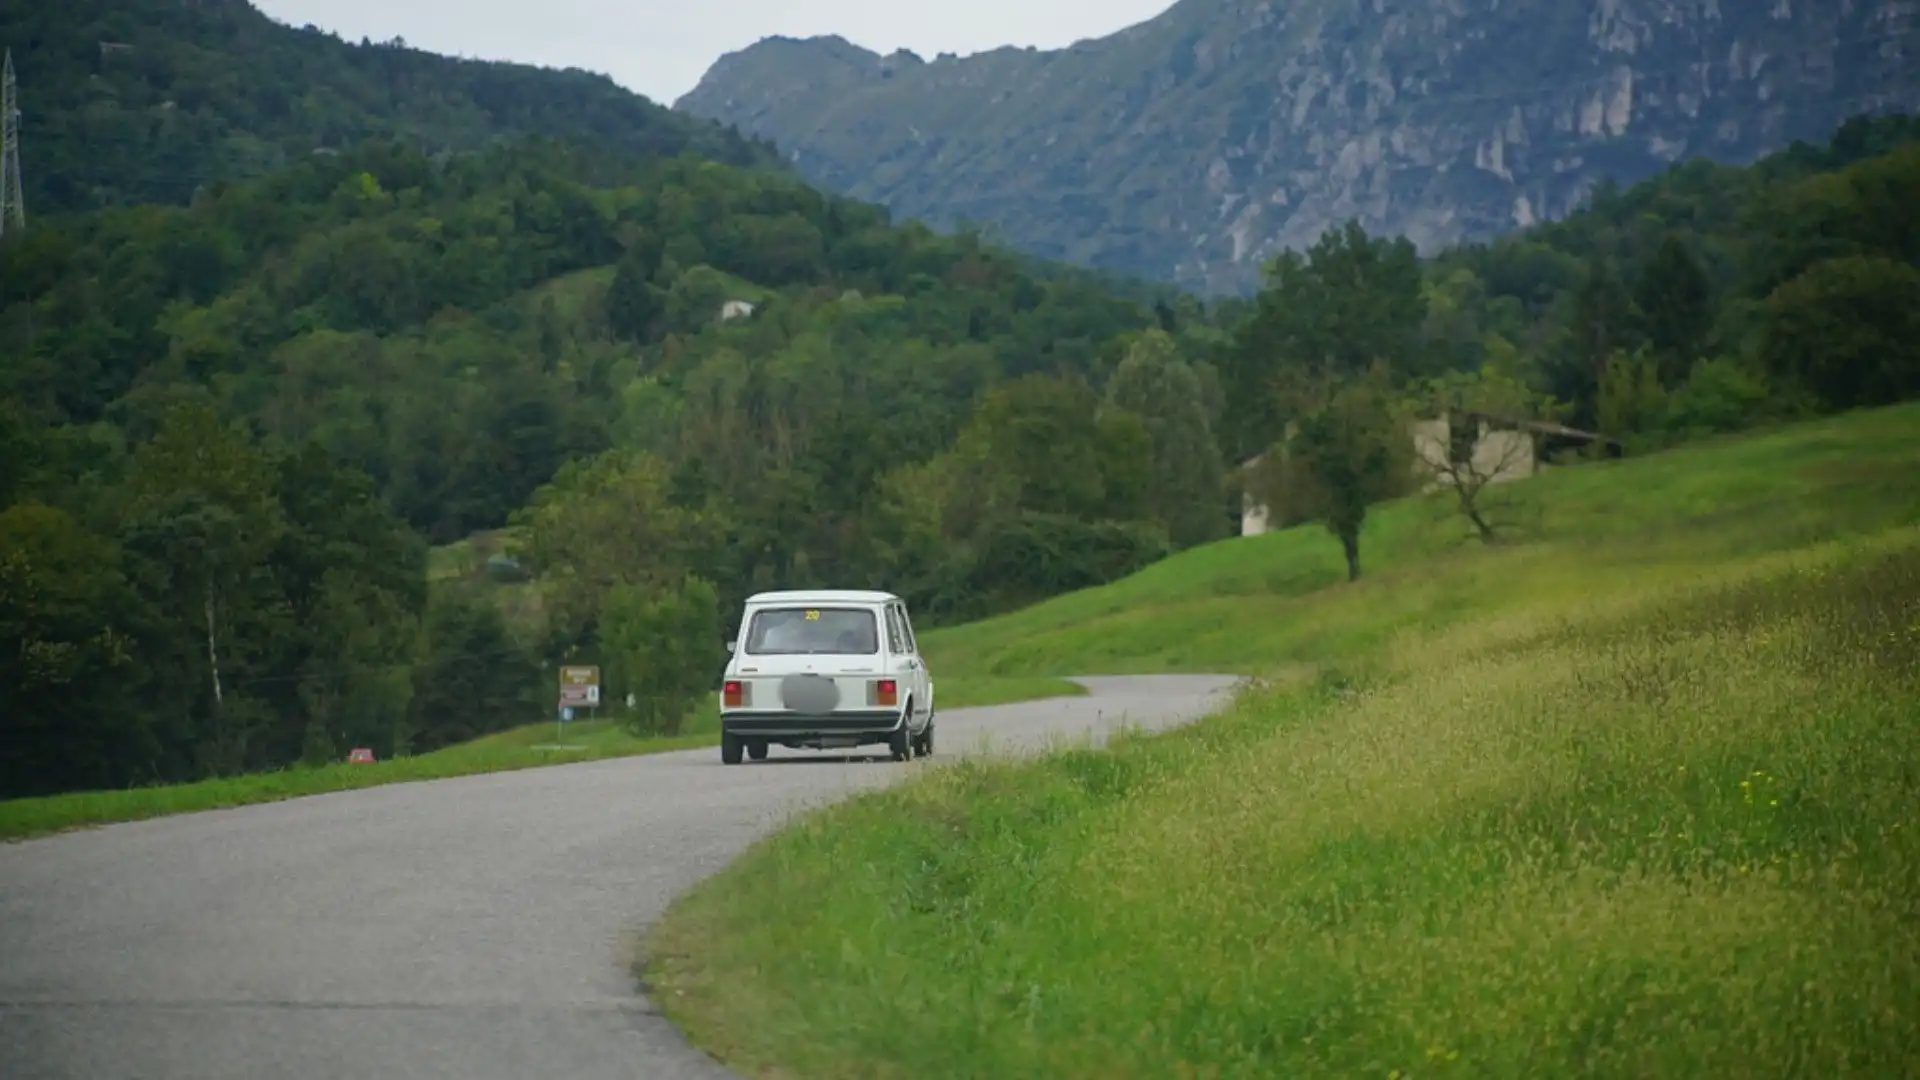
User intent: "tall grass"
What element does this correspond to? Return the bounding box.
[648,403,1920,1079]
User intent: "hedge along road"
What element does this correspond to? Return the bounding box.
[0,674,1238,1080]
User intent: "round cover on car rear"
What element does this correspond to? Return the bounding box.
[779,673,841,713]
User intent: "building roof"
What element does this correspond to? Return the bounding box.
[743,589,901,606]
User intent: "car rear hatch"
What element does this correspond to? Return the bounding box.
[726,654,892,714]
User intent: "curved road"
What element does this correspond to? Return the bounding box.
[0,674,1238,1080]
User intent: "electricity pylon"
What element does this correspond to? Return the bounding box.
[1,49,24,237]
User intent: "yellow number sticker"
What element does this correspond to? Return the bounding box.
[804,609,820,621]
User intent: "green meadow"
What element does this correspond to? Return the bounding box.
[647,402,1920,1080]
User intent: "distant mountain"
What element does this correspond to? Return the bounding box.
[1,0,780,217]
[676,0,1920,295]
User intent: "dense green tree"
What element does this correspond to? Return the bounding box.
[118,403,287,776]
[407,592,544,753]
[1221,220,1429,458]
[601,575,725,736]
[1104,330,1226,547]
[1635,234,1714,385]
[0,503,150,798]
[1760,255,1920,411]
[1249,363,1411,582]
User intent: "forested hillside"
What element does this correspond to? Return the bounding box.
[1211,111,1920,582]
[0,135,1221,801]
[5,108,1915,807]
[0,0,778,217]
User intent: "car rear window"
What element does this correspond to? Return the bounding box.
[743,607,880,656]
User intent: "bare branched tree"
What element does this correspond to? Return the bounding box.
[1410,367,1565,544]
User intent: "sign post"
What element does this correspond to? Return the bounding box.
[558,665,600,740]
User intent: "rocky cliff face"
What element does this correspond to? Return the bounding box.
[677,0,1920,294]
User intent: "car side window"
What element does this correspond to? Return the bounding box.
[898,604,920,654]
[883,606,907,655]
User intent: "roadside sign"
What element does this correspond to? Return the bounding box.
[347,748,375,764]
[558,665,600,708]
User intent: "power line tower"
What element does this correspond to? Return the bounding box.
[1,48,23,238]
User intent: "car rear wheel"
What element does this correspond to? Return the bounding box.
[888,719,912,762]
[748,739,769,761]
[721,732,744,765]
[916,718,935,758]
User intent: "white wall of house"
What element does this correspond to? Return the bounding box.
[1409,416,1538,489]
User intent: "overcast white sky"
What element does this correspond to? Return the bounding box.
[251,0,1177,107]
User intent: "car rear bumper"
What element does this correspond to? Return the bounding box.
[721,709,904,737]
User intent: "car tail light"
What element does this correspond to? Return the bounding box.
[872,678,898,707]
[723,680,744,708]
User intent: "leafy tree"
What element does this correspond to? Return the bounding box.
[1662,357,1775,437]
[510,448,715,652]
[1635,234,1714,385]
[606,243,666,342]
[600,575,725,736]
[1553,255,1637,427]
[120,403,286,776]
[0,503,149,799]
[1104,329,1226,547]
[1221,220,1429,458]
[1760,255,1920,411]
[1596,349,1671,443]
[408,591,544,752]
[1250,363,1411,581]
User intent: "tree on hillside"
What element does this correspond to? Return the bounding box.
[1409,366,1561,544]
[0,502,149,799]
[1634,234,1714,386]
[1249,362,1411,582]
[1760,254,1920,411]
[1553,254,1637,427]
[1103,329,1226,548]
[120,403,288,776]
[1220,220,1429,459]
[606,240,666,342]
[510,448,720,655]
[601,574,725,737]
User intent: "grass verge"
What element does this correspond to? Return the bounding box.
[0,675,1084,843]
[647,403,1920,1079]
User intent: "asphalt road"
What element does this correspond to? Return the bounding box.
[0,674,1238,1080]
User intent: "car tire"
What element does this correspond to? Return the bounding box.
[721,732,744,765]
[919,717,935,758]
[748,739,769,762]
[888,719,912,762]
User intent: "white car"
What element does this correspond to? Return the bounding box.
[717,589,936,764]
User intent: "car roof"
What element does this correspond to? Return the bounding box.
[743,589,901,606]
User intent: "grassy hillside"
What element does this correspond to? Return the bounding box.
[648,401,1920,1079]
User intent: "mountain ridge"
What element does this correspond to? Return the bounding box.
[2,0,781,218]
[676,0,1920,294]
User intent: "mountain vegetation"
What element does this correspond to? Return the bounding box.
[0,0,777,217]
[0,132,1220,802]
[3,0,1915,818]
[676,0,1920,294]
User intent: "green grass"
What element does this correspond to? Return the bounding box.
[646,402,1920,1080]
[0,675,1083,844]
